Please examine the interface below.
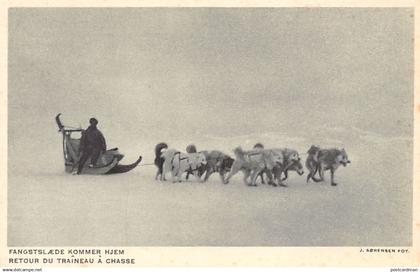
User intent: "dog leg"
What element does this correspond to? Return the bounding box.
[170,165,178,183]
[198,166,206,180]
[313,164,323,182]
[193,170,200,182]
[156,170,163,181]
[160,167,165,181]
[242,169,251,185]
[171,172,177,183]
[269,170,283,187]
[160,163,167,181]
[306,166,314,183]
[219,170,227,183]
[265,169,277,187]
[259,172,265,184]
[281,170,289,181]
[275,168,283,182]
[311,176,322,182]
[269,168,280,186]
[310,164,323,182]
[246,170,253,186]
[174,170,182,183]
[188,170,194,181]
[249,169,260,186]
[330,169,337,186]
[224,162,241,184]
[161,168,166,181]
[318,166,325,182]
[278,181,287,187]
[203,167,213,182]
[162,160,171,181]
[219,171,226,183]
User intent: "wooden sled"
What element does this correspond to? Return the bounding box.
[56,113,142,175]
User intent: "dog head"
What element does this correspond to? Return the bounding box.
[197,153,207,165]
[266,150,284,169]
[289,160,304,175]
[286,150,300,163]
[307,145,320,155]
[188,152,207,170]
[339,148,351,167]
[233,146,245,158]
[186,144,197,153]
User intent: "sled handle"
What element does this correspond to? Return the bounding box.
[55,113,83,132]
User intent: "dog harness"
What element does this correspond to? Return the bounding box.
[173,152,202,176]
[245,151,268,169]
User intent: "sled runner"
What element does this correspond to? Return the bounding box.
[55,113,142,175]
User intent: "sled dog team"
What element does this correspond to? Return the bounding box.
[154,143,351,187]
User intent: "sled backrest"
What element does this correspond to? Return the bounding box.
[65,137,81,162]
[62,130,123,167]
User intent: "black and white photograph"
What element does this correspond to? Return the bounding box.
[2,2,419,267]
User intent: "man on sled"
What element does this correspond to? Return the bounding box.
[74,117,107,175]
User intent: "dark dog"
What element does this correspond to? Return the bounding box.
[317,148,351,186]
[306,146,351,186]
[202,150,234,183]
[154,142,168,180]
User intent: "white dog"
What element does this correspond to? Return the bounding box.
[161,148,207,182]
[224,147,284,186]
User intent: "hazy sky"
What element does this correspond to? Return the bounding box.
[8,8,413,164]
[7,9,414,248]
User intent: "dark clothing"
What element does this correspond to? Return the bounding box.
[77,146,102,174]
[80,125,106,152]
[77,125,107,174]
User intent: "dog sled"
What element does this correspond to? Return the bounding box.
[55,113,142,175]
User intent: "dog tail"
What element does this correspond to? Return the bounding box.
[155,142,168,158]
[253,142,264,149]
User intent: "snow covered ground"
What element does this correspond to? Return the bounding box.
[7,130,412,246]
[7,8,413,247]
